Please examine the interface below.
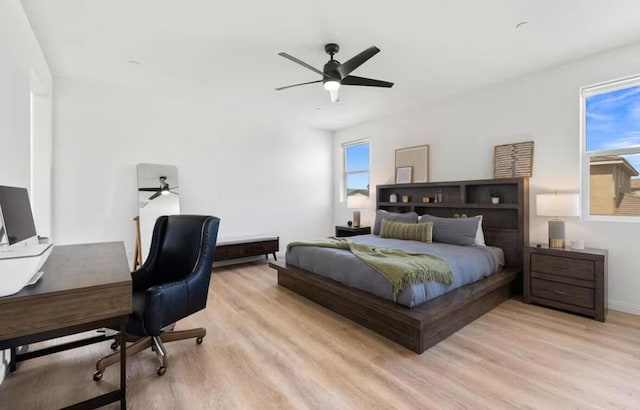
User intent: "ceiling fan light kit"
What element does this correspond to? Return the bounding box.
[277,43,393,103]
[323,80,340,91]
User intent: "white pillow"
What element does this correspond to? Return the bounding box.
[475,215,486,246]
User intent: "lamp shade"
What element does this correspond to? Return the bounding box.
[536,193,580,217]
[347,193,368,209]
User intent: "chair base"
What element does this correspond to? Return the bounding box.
[94,327,206,380]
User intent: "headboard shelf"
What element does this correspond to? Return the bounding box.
[378,202,519,210]
[376,177,529,271]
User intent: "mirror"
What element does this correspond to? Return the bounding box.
[137,163,180,261]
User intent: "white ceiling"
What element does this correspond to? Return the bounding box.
[20,0,640,130]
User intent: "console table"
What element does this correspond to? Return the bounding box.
[214,235,279,263]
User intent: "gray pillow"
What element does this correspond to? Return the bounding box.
[373,210,418,235]
[419,214,478,246]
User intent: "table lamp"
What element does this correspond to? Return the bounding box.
[536,192,580,248]
[347,193,368,228]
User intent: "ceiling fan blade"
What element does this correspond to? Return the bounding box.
[275,80,322,91]
[329,88,339,103]
[278,53,328,78]
[342,75,393,88]
[148,191,161,200]
[337,46,380,78]
[138,188,160,192]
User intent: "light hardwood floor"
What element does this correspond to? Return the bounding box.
[1,262,640,409]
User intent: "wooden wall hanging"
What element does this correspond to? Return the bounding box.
[494,141,534,178]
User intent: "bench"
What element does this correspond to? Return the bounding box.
[213,235,279,263]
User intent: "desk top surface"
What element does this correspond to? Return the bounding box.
[0,242,132,343]
[0,241,131,302]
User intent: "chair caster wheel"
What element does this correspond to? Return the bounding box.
[157,366,166,376]
[196,337,203,345]
[110,341,119,350]
[93,371,103,381]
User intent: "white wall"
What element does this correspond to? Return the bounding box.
[0,0,52,383]
[53,79,333,261]
[0,0,52,235]
[334,41,640,315]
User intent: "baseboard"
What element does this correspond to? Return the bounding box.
[609,300,640,316]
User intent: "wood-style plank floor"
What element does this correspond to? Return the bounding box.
[1,262,640,409]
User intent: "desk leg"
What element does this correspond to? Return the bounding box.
[9,347,16,372]
[119,320,127,410]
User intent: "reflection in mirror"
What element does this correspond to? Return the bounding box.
[137,163,180,261]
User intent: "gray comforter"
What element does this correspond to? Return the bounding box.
[285,234,504,308]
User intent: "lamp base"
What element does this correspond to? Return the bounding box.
[548,219,566,248]
[352,211,361,228]
[549,238,565,248]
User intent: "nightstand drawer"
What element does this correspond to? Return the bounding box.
[531,278,594,309]
[247,241,278,254]
[531,254,594,281]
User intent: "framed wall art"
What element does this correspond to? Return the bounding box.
[395,166,413,184]
[395,145,429,183]
[494,141,534,178]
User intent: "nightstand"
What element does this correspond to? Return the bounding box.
[523,244,608,321]
[335,226,371,238]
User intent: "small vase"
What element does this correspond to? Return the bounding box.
[491,197,500,204]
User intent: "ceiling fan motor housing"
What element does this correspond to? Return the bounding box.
[323,60,341,83]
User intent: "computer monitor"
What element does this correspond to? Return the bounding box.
[0,185,38,246]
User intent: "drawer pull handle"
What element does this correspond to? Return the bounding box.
[553,290,568,296]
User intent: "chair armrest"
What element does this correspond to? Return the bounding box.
[131,266,153,291]
[144,280,189,335]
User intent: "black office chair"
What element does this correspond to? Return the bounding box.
[93,215,220,380]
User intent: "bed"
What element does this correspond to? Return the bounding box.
[270,177,529,353]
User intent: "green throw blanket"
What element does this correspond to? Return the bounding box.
[287,238,453,300]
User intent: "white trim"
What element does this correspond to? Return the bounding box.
[580,76,640,222]
[581,72,640,97]
[342,139,370,202]
[609,300,640,316]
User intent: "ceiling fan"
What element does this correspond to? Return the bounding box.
[138,176,179,201]
[276,43,393,103]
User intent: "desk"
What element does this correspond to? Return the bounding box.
[0,242,132,409]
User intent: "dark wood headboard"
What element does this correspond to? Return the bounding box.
[376,177,529,269]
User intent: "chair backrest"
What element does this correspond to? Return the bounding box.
[144,215,220,311]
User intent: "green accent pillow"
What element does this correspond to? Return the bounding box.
[380,220,433,243]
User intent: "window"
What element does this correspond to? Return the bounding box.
[344,140,369,198]
[582,76,640,220]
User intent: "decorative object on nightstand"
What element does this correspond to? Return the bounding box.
[335,225,371,238]
[536,192,580,248]
[389,193,398,203]
[347,193,367,228]
[524,244,607,321]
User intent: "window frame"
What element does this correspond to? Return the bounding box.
[343,139,370,201]
[580,74,640,222]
